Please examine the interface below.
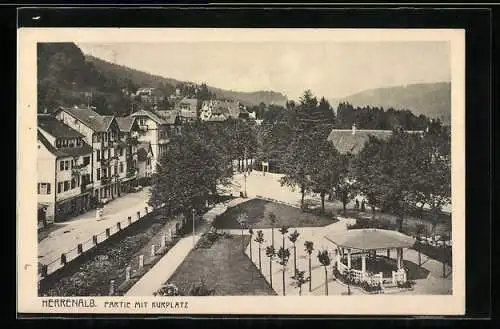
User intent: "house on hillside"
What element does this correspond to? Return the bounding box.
[200,99,240,121]
[37,114,93,224]
[136,87,165,105]
[175,97,198,123]
[130,109,175,171]
[55,107,123,203]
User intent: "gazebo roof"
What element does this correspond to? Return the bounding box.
[324,228,416,251]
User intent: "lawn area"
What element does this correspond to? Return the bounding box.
[212,198,337,229]
[167,234,276,296]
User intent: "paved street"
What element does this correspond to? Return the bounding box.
[38,188,151,265]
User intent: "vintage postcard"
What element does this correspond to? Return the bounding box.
[17,28,465,315]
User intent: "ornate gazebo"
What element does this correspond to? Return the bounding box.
[324,228,416,286]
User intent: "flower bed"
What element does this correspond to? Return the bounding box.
[40,212,181,296]
[332,266,382,294]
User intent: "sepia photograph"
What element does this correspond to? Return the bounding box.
[17,28,465,315]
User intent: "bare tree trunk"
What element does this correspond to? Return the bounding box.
[301,187,305,210]
[308,255,312,292]
[293,245,297,274]
[258,246,262,271]
[271,227,275,249]
[324,266,328,296]
[269,258,273,288]
[282,266,286,296]
[321,192,325,214]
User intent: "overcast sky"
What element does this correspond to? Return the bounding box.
[77,41,450,101]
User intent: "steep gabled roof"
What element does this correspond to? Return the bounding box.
[131,110,168,125]
[37,114,84,138]
[115,116,136,132]
[58,107,117,132]
[38,130,93,159]
[327,129,393,155]
[327,129,424,155]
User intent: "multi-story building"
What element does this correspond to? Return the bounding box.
[135,87,165,105]
[130,109,176,171]
[116,116,140,191]
[37,114,93,224]
[200,99,241,121]
[55,107,122,202]
[175,97,198,123]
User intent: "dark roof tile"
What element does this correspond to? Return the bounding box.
[38,114,84,138]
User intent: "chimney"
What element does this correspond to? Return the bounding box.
[352,123,357,135]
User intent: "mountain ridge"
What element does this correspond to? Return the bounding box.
[329,82,451,125]
[86,55,288,107]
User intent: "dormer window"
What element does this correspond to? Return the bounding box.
[62,139,68,147]
[56,139,62,148]
[76,139,82,147]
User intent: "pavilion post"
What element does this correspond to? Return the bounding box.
[361,252,367,277]
[387,248,390,258]
[336,249,341,268]
[347,249,352,268]
[397,248,403,269]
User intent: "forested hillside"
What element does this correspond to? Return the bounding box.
[331,82,451,125]
[37,42,288,115]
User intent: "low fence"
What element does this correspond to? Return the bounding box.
[39,205,155,280]
[255,195,301,209]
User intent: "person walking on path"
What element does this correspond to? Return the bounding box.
[361,200,366,212]
[355,198,360,210]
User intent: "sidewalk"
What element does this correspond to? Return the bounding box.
[38,188,151,265]
[125,197,250,296]
[125,232,203,296]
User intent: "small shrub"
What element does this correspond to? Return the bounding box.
[188,280,215,296]
[153,283,181,296]
[397,280,415,289]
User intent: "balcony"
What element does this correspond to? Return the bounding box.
[126,168,138,178]
[100,158,110,166]
[101,176,111,185]
[127,136,139,146]
[80,182,94,194]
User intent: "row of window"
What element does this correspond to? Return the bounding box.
[37,174,92,195]
[57,176,80,194]
[96,163,126,180]
[92,132,118,144]
[55,138,83,149]
[59,157,91,171]
[95,148,125,161]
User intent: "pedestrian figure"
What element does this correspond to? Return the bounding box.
[355,198,360,210]
[361,200,366,212]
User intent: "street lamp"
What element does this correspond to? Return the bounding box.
[243,171,247,198]
[192,208,196,249]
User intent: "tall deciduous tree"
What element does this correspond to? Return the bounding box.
[310,138,343,214]
[148,124,233,217]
